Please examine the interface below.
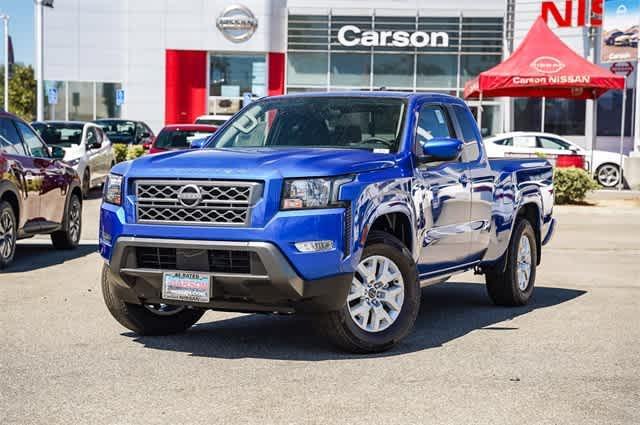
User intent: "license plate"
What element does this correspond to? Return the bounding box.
[162,272,211,303]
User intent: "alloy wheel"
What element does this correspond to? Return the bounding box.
[0,210,15,260]
[517,235,532,291]
[347,255,405,333]
[68,199,81,243]
[597,165,620,187]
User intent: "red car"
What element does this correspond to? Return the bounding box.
[149,124,217,154]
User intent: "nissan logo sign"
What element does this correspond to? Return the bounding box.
[216,4,258,43]
[177,185,203,207]
[337,25,450,48]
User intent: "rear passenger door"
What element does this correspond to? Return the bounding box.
[413,103,471,276]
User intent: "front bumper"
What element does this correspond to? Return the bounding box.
[105,237,352,313]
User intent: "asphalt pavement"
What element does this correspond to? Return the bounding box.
[1,193,639,425]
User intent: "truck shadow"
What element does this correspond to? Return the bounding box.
[4,243,98,273]
[127,282,586,360]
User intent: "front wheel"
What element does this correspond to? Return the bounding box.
[318,231,420,353]
[485,219,537,306]
[51,193,82,250]
[101,265,205,335]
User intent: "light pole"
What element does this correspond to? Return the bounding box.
[34,0,53,121]
[0,13,8,112]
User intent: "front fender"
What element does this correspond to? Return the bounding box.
[345,173,417,269]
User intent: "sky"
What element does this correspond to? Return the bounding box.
[0,0,34,66]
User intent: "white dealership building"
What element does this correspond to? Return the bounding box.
[39,0,636,153]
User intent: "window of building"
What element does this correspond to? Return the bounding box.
[597,89,634,137]
[68,81,94,122]
[460,54,501,85]
[287,52,328,87]
[330,53,371,88]
[209,53,266,116]
[514,98,542,132]
[416,54,458,89]
[96,82,122,120]
[43,81,66,121]
[373,54,413,88]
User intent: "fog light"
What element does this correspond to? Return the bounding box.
[294,240,335,253]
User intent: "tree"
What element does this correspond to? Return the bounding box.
[0,64,36,121]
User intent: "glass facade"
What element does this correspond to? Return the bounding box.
[286,13,503,94]
[208,53,266,116]
[43,81,122,121]
[286,11,504,135]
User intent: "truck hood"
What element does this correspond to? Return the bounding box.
[116,147,397,180]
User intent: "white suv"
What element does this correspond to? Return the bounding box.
[32,121,115,196]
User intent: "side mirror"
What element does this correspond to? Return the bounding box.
[417,137,463,163]
[51,146,66,159]
[190,137,208,149]
[89,141,102,150]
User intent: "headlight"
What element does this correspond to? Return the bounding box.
[103,174,123,205]
[282,176,352,210]
[67,158,81,167]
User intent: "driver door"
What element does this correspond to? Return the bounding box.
[413,104,471,277]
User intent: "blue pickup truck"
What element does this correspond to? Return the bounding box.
[99,92,555,353]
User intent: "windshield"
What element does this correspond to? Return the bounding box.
[94,120,135,141]
[32,122,84,147]
[211,97,406,152]
[156,130,216,149]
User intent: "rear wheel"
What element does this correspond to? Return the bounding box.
[51,193,82,250]
[101,265,205,335]
[0,201,17,269]
[485,219,537,306]
[318,231,420,353]
[595,163,621,188]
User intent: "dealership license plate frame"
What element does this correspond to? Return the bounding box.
[162,271,211,303]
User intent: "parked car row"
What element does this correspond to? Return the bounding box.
[484,131,627,188]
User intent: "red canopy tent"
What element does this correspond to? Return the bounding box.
[463,17,628,189]
[464,16,625,100]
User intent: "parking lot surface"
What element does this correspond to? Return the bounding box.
[1,195,639,425]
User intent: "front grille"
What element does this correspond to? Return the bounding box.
[136,247,258,274]
[135,180,261,226]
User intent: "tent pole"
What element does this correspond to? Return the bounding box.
[618,79,627,191]
[477,91,483,133]
[540,96,546,132]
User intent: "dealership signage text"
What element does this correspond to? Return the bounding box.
[512,75,591,85]
[337,25,450,48]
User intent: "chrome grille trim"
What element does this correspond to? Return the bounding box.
[135,180,262,226]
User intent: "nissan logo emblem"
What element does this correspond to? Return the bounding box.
[216,4,258,43]
[177,185,202,207]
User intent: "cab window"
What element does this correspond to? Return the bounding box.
[452,105,480,162]
[416,105,454,145]
[15,121,50,158]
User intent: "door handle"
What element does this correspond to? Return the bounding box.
[458,174,469,185]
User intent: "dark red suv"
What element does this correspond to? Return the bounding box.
[0,111,83,269]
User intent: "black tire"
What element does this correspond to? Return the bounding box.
[485,219,537,306]
[0,201,17,269]
[317,230,420,353]
[51,193,82,250]
[101,265,205,336]
[82,169,91,199]
[595,163,621,188]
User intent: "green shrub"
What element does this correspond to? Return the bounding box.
[554,167,599,204]
[126,145,145,161]
[113,144,128,163]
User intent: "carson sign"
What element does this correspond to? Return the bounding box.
[337,25,450,48]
